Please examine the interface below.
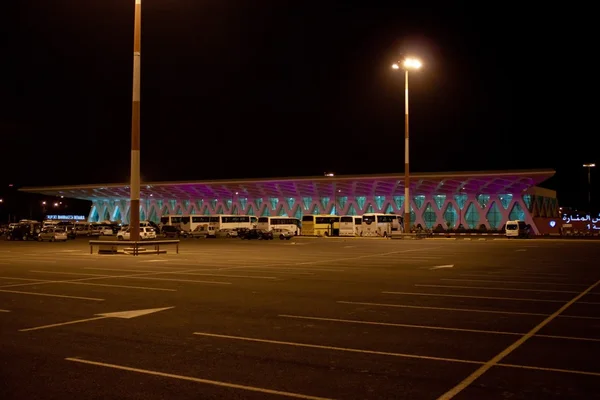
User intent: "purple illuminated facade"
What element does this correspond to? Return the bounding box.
[20,169,558,234]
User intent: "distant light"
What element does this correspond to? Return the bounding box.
[583,163,596,168]
[149,194,153,197]
[391,64,400,69]
[324,172,334,177]
[8,184,13,187]
[53,203,59,207]
[60,196,64,198]
[403,58,422,69]
[235,192,239,195]
[42,201,46,205]
[0,199,3,203]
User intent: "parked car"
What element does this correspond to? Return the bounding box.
[38,228,68,242]
[5,222,42,241]
[188,224,212,239]
[161,225,187,238]
[117,226,157,240]
[272,228,294,240]
[238,228,273,240]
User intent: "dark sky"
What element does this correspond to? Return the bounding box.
[3,1,598,209]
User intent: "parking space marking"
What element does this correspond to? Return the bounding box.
[29,270,233,285]
[193,332,483,365]
[60,281,177,291]
[278,314,523,336]
[0,289,104,301]
[0,275,175,292]
[382,291,565,303]
[65,358,332,400]
[415,284,581,294]
[83,268,277,280]
[447,278,588,287]
[20,316,108,332]
[435,278,600,400]
[496,362,600,377]
[337,301,552,317]
[536,334,600,342]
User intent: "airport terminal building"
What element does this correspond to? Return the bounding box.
[21,169,560,234]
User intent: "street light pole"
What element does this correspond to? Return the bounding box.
[583,163,595,210]
[392,58,421,233]
[129,0,142,241]
[403,67,410,233]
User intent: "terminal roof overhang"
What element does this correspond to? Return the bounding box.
[20,169,555,201]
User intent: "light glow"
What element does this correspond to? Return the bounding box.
[403,58,422,69]
[391,64,400,69]
[583,163,596,168]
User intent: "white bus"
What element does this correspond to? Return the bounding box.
[339,215,363,236]
[212,215,257,231]
[161,215,217,232]
[301,214,340,236]
[256,217,301,235]
[361,213,402,237]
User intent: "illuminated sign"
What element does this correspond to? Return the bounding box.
[549,220,556,228]
[562,214,600,230]
[46,215,86,221]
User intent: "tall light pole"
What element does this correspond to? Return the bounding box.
[392,57,422,233]
[129,0,142,241]
[583,163,595,210]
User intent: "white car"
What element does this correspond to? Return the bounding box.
[272,228,294,240]
[38,228,68,242]
[117,226,157,240]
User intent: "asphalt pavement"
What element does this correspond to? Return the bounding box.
[0,236,599,399]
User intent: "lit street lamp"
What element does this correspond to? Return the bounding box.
[392,57,422,233]
[129,0,142,241]
[583,163,596,209]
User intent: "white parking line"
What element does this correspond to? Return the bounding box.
[0,275,175,291]
[278,314,523,336]
[382,291,565,303]
[436,279,600,400]
[0,309,10,312]
[84,268,277,280]
[337,300,552,317]
[65,357,331,400]
[449,278,587,287]
[29,270,232,285]
[415,284,581,294]
[0,289,104,301]
[193,332,482,365]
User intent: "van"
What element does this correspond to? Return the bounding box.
[505,220,530,238]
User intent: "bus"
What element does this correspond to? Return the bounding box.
[339,215,363,236]
[212,215,258,231]
[301,214,340,236]
[161,215,217,232]
[361,213,402,237]
[256,217,301,235]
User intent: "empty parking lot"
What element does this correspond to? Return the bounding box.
[0,237,599,399]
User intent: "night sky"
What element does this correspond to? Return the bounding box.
[2,1,598,210]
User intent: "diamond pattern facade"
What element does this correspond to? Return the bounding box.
[20,169,557,234]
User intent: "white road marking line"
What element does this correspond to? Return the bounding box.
[0,275,174,291]
[139,259,169,263]
[496,362,600,377]
[84,268,276,280]
[278,314,523,336]
[193,332,482,365]
[0,289,104,301]
[0,309,10,312]
[435,278,600,400]
[536,334,600,342]
[491,271,568,277]
[447,278,587,287]
[29,270,231,285]
[218,269,315,275]
[415,284,580,294]
[65,357,332,400]
[61,282,176,291]
[20,316,107,332]
[336,300,553,317]
[382,291,565,303]
[458,274,570,281]
[578,301,600,305]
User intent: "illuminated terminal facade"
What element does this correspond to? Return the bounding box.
[21,169,560,234]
